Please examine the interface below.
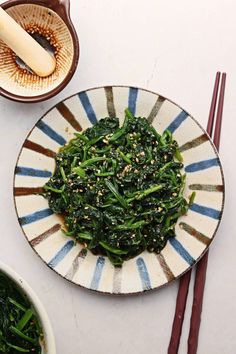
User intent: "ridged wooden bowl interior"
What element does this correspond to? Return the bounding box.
[0,3,74,97]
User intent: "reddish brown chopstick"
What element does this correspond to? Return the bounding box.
[168,270,192,354]
[168,72,226,354]
[206,72,221,137]
[168,72,221,354]
[213,73,226,150]
[187,72,226,354]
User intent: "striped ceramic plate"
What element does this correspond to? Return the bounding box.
[14,86,224,294]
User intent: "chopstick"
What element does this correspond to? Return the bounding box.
[168,72,226,354]
[187,72,226,354]
[206,72,221,137]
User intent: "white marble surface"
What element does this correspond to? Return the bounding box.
[0,0,235,353]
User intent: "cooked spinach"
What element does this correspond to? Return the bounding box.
[43,108,194,266]
[0,273,43,353]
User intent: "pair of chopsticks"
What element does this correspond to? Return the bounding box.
[168,72,226,354]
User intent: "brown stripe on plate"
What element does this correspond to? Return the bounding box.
[189,184,224,192]
[112,266,122,294]
[105,86,116,118]
[147,95,165,124]
[23,140,56,158]
[156,253,174,282]
[30,223,61,247]
[179,134,208,152]
[179,222,211,246]
[65,248,87,281]
[57,102,82,131]
[14,187,44,196]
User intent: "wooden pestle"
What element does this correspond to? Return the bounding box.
[0,7,56,77]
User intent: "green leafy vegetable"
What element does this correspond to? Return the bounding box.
[0,273,43,353]
[43,109,194,266]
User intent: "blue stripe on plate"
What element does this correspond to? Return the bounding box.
[166,111,188,133]
[189,203,221,220]
[19,208,54,226]
[128,87,138,115]
[185,158,219,173]
[36,120,66,146]
[90,257,105,290]
[136,257,152,290]
[48,240,74,268]
[78,91,97,125]
[15,166,52,178]
[169,238,195,266]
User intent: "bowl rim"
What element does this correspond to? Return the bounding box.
[0,260,56,353]
[0,0,80,103]
[12,85,225,296]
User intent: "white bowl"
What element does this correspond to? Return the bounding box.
[0,261,56,354]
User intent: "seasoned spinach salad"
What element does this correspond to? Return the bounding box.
[0,273,43,353]
[43,109,195,266]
